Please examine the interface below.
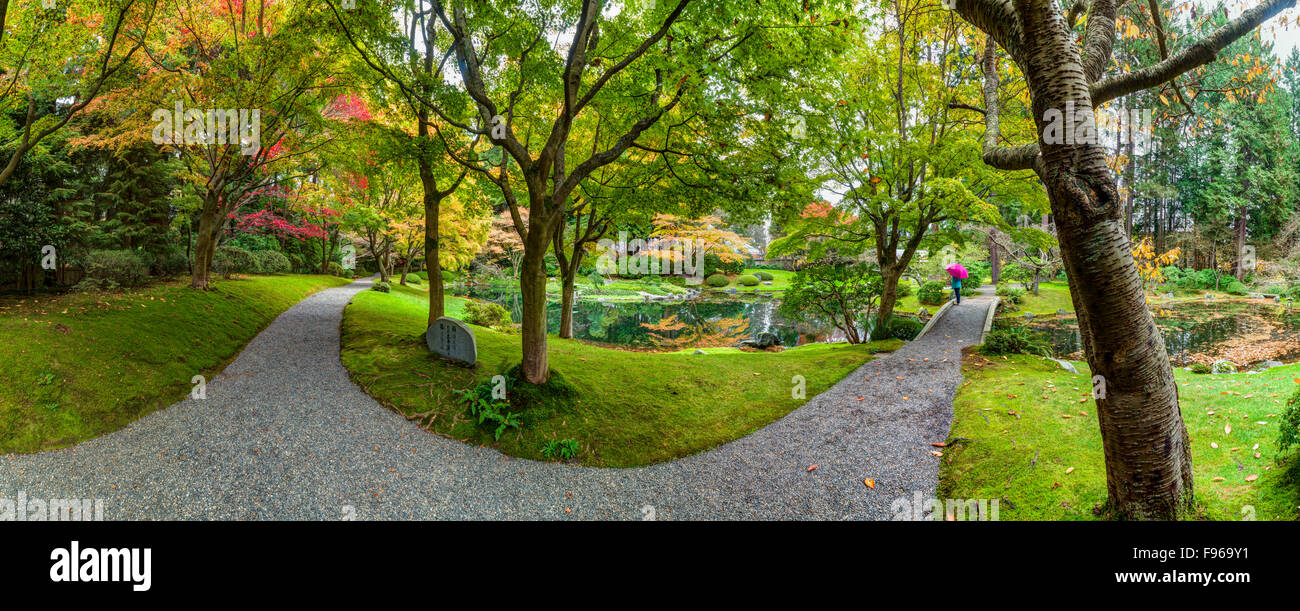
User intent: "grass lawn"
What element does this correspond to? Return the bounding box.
[341,283,901,467]
[0,273,353,454]
[939,351,1300,520]
[705,268,796,294]
[1000,280,1075,316]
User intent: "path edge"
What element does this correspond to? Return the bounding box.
[915,298,955,341]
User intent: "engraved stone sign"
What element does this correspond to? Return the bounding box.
[426,317,477,366]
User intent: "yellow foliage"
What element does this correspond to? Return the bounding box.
[1131,237,1180,289]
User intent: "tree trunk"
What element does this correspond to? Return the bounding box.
[872,263,905,341]
[989,231,1001,285]
[559,275,577,339]
[1233,212,1248,281]
[1023,12,1192,519]
[190,194,220,290]
[421,182,445,326]
[518,242,550,383]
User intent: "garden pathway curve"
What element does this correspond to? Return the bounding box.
[2,279,994,520]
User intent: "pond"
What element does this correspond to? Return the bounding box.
[1027,301,1300,367]
[447,284,867,349]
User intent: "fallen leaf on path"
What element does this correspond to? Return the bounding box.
[806,464,819,472]
[864,478,875,489]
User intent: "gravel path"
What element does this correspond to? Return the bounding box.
[2,279,994,520]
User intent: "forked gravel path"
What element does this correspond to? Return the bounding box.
[2,278,993,520]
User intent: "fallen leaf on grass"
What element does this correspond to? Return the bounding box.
[1065,467,1075,475]
[1245,474,1259,482]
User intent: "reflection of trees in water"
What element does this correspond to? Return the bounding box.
[641,314,750,349]
[1031,302,1300,365]
[448,285,843,348]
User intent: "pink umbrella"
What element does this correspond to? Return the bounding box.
[945,263,968,279]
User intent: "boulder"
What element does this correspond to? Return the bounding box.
[1211,360,1237,374]
[739,332,781,349]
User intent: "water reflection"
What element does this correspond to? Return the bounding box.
[448,284,854,349]
[1028,301,1300,366]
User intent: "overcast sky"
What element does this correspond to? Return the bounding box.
[1218,4,1300,62]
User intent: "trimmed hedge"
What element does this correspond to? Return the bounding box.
[754,270,774,281]
[213,245,261,276]
[463,300,511,329]
[737,274,760,286]
[705,274,731,287]
[253,250,291,274]
[917,280,948,305]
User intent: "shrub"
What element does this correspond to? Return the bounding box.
[917,280,948,305]
[82,249,150,287]
[1223,280,1248,296]
[961,285,978,297]
[415,270,429,280]
[327,262,344,276]
[980,326,1049,356]
[705,273,731,287]
[754,270,775,281]
[896,279,915,297]
[156,249,190,276]
[1189,362,1212,374]
[780,258,883,344]
[703,253,744,276]
[1279,386,1300,453]
[371,281,391,293]
[441,270,456,282]
[883,316,924,341]
[463,300,511,329]
[213,245,261,277]
[736,274,760,286]
[253,250,291,274]
[541,439,580,460]
[996,283,1026,304]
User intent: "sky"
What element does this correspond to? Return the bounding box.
[1219,4,1300,62]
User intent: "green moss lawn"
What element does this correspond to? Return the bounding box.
[704,268,796,294]
[341,283,900,467]
[0,274,352,453]
[939,351,1300,520]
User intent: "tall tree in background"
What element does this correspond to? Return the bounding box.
[326,0,476,325]
[431,0,852,383]
[0,0,158,187]
[947,0,1296,518]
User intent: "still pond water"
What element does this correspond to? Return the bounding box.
[1028,301,1300,366]
[448,284,855,349]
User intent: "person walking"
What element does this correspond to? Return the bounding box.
[945,262,968,305]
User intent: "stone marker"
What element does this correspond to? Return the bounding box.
[426,316,477,366]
